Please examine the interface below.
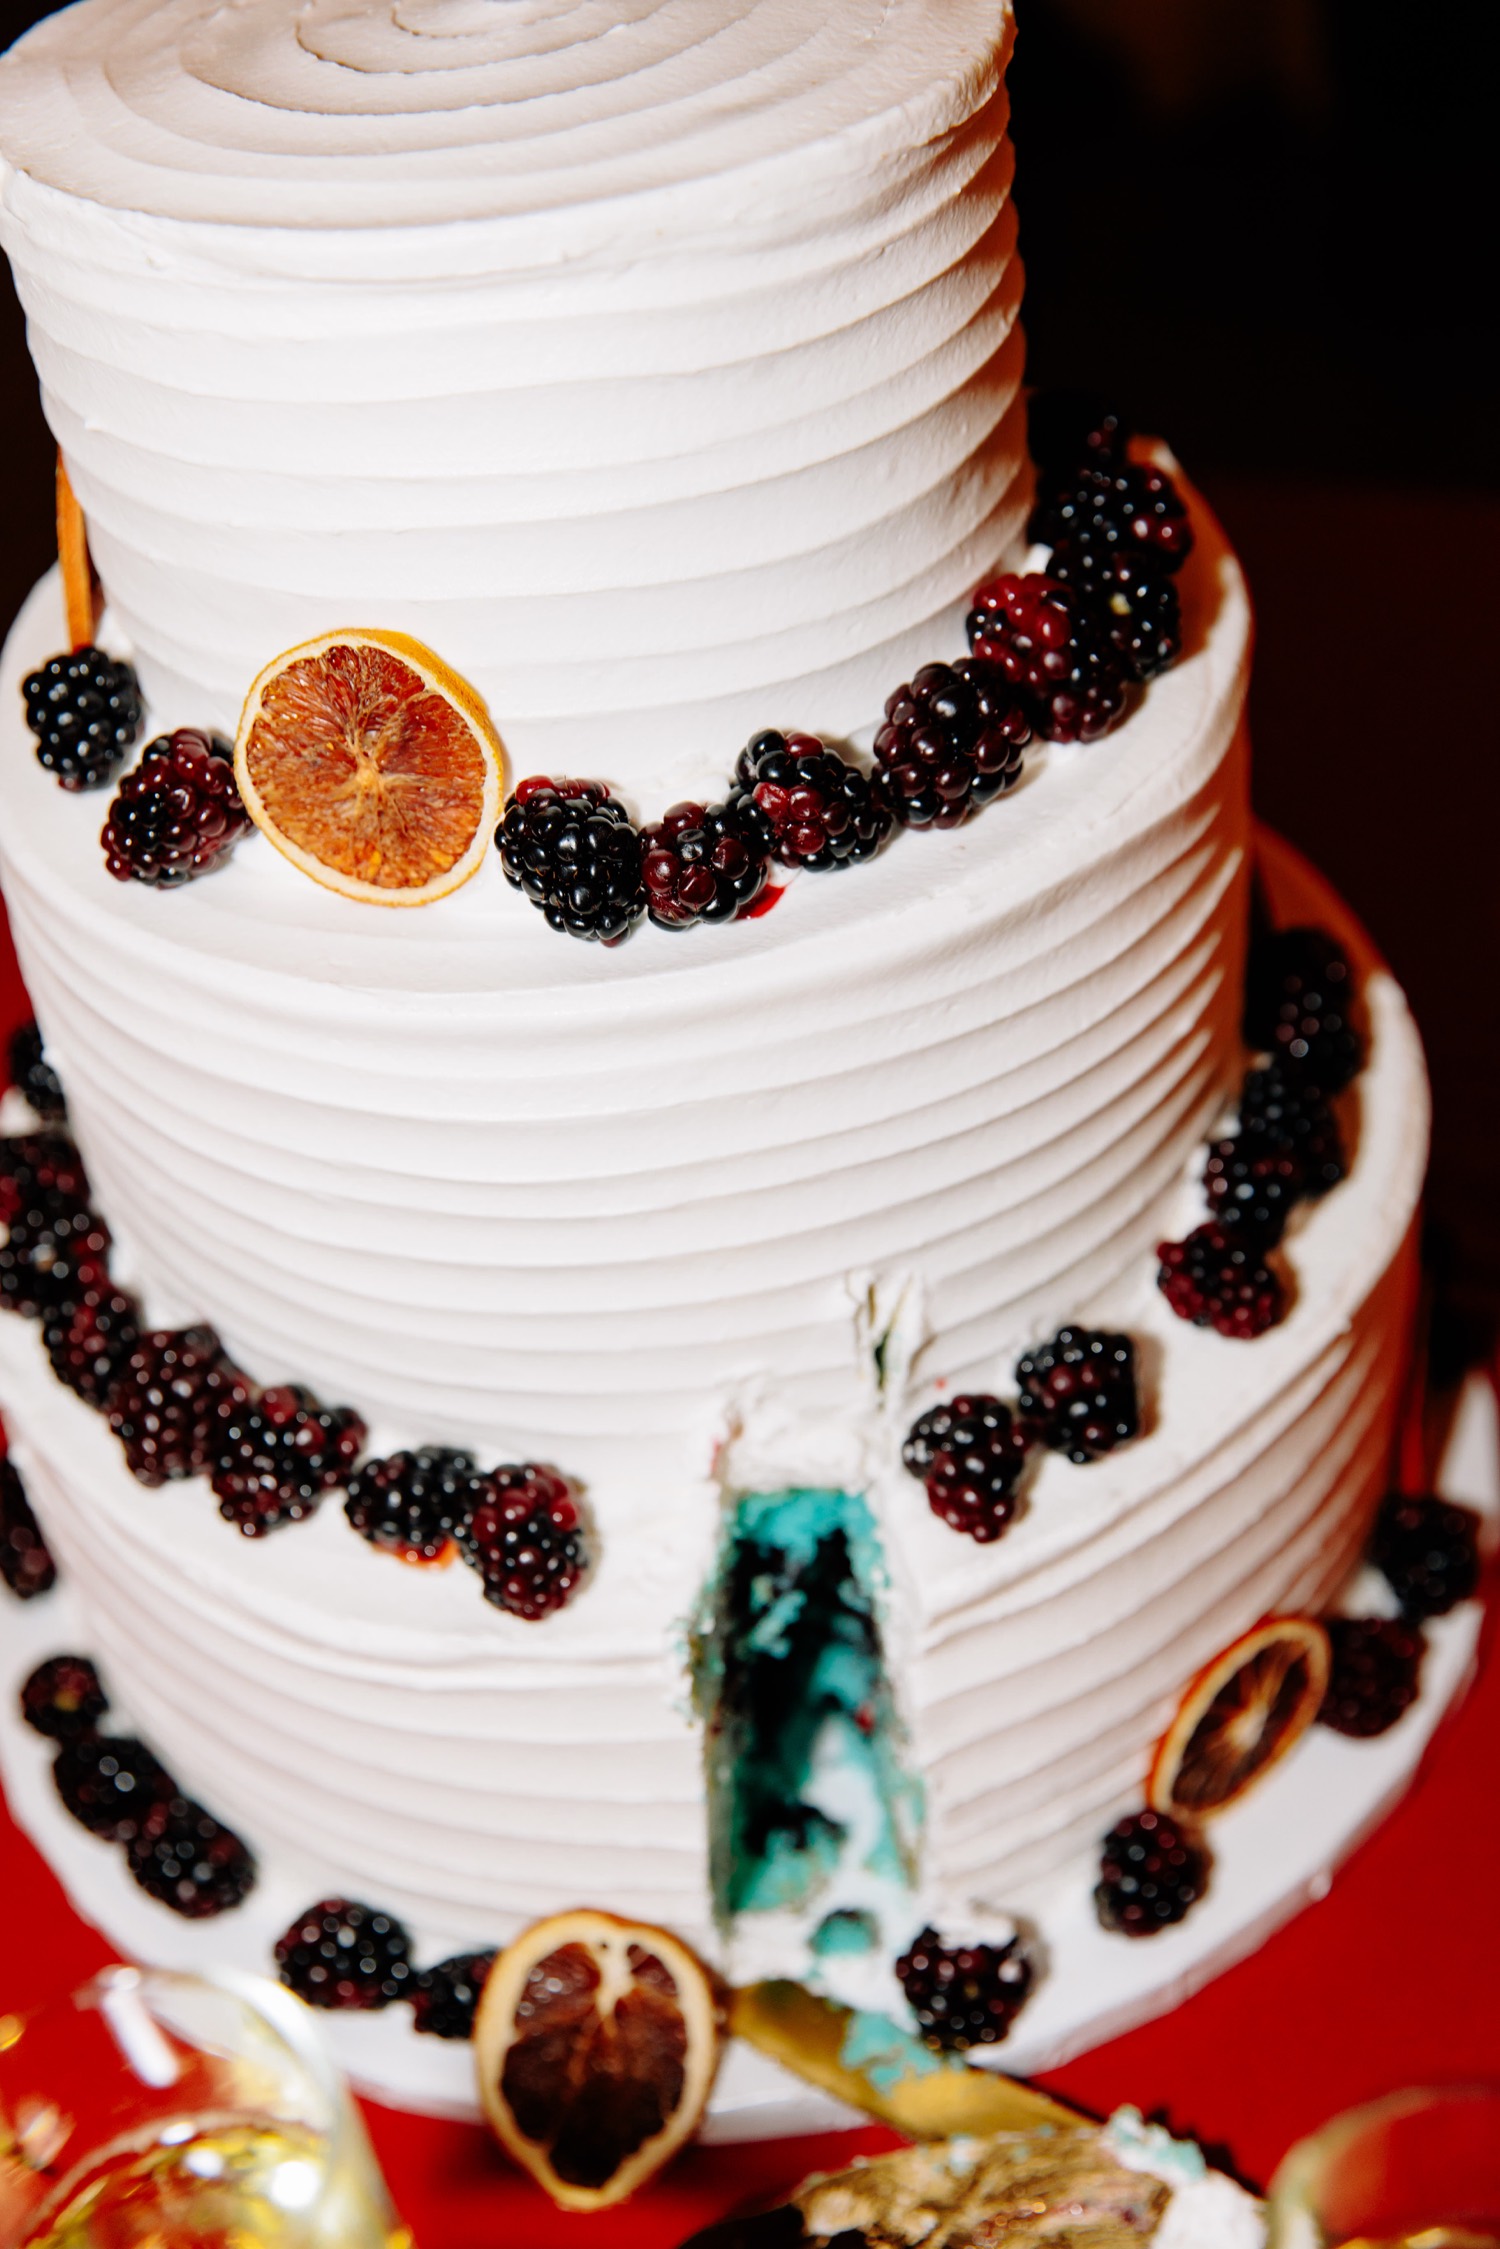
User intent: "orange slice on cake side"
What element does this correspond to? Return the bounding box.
[472,1908,723,2211]
[1148,1616,1332,1819]
[234,630,503,906]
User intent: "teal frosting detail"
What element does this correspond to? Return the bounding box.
[839,2008,964,2091]
[1105,2106,1209,2184]
[811,1909,879,1958]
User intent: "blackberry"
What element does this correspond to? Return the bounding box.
[1029,459,1194,575]
[0,1456,56,1599]
[23,646,142,792]
[640,799,768,929]
[1318,1616,1425,1737]
[1202,1136,1307,1247]
[101,729,249,888]
[107,1326,247,1485]
[1157,1222,1286,1339]
[728,731,892,870]
[1027,388,1128,476]
[1243,926,1363,1091]
[870,658,1031,828]
[43,1280,141,1408]
[894,1923,1034,2051]
[411,1950,497,2039]
[1094,1808,1210,1937]
[1370,1492,1482,1620]
[966,573,1131,743]
[210,1384,366,1537]
[1044,534,1183,681]
[459,1463,589,1619]
[497,778,645,943]
[53,1734,171,1842]
[1237,1062,1346,1194]
[21,1654,108,1742]
[1014,1327,1139,1463]
[344,1445,489,1564]
[126,1793,256,1917]
[0,1133,108,1318]
[901,1394,1033,1542]
[7,1020,66,1122]
[275,1898,416,2010]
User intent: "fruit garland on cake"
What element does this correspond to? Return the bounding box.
[19,392,1192,918]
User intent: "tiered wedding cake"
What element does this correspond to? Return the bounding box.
[0,0,1427,2126]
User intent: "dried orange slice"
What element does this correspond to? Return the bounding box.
[1149,1616,1331,1818]
[56,454,100,650]
[234,630,502,906]
[472,1909,722,2212]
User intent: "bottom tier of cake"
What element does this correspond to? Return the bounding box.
[0,835,1434,2128]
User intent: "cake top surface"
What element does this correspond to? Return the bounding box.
[0,0,1010,230]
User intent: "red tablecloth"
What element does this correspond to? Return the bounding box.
[2,899,1497,2248]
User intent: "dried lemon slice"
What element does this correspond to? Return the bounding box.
[234,630,502,906]
[1149,1616,1331,1818]
[473,1908,723,2212]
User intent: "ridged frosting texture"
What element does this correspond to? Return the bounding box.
[0,0,1026,795]
[0,502,1250,1485]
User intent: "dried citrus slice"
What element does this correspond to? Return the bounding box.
[1148,1615,1331,1818]
[56,454,100,650]
[234,630,502,906]
[472,1908,722,2212]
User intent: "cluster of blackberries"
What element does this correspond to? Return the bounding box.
[346,1448,590,1620]
[901,1327,1140,1543]
[21,1652,255,1918]
[1095,1807,1211,1938]
[895,1921,1034,2050]
[0,1089,592,1619]
[1158,923,1363,1340]
[953,392,1192,754]
[275,1895,495,2039]
[1316,1490,1484,1738]
[101,727,250,888]
[23,646,142,791]
[7,1017,66,1122]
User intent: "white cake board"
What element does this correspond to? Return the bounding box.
[2,1374,1491,2139]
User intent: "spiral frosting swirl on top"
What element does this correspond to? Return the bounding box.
[0,0,1024,788]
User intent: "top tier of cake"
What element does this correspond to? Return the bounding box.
[0,0,1024,799]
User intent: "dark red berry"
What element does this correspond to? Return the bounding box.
[21,1655,108,1741]
[1029,459,1194,574]
[871,657,1031,828]
[460,1463,589,1619]
[210,1384,366,1536]
[1044,534,1183,681]
[966,573,1131,742]
[53,1734,172,1842]
[1237,1062,1346,1194]
[23,645,142,792]
[901,1394,1032,1542]
[1014,1328,1139,1462]
[107,1326,247,1485]
[0,1456,56,1600]
[1370,1493,1482,1620]
[411,1950,497,2039]
[1157,1222,1286,1339]
[1095,1808,1210,1936]
[275,1898,415,2009]
[640,800,768,929]
[0,1132,108,1318]
[43,1279,141,1408]
[1243,926,1363,1092]
[344,1446,489,1564]
[7,1020,66,1122]
[497,778,645,943]
[126,1793,256,1917]
[895,1923,1033,2050]
[1027,389,1129,476]
[1202,1136,1307,1247]
[101,728,250,887]
[1318,1616,1425,1737]
[728,731,892,870]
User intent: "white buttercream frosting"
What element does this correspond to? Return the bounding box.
[0,0,1026,793]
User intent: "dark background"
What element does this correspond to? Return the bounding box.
[1,0,1496,1342]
